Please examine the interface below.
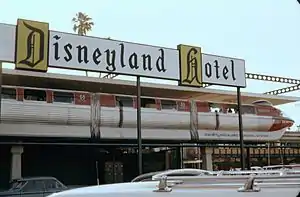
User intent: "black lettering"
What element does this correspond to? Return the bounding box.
[76,45,89,64]
[19,22,45,68]
[142,54,152,71]
[230,60,236,80]
[129,53,138,69]
[214,60,220,79]
[119,43,126,68]
[53,35,61,61]
[93,48,102,65]
[205,63,212,77]
[64,44,72,62]
[223,66,229,80]
[156,49,166,72]
[104,49,116,71]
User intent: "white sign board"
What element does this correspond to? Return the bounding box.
[48,32,179,80]
[0,23,180,80]
[201,53,246,87]
[0,24,15,62]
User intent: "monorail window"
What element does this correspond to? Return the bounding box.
[209,103,221,112]
[241,106,255,114]
[225,104,237,113]
[53,91,74,103]
[24,89,46,101]
[141,98,156,108]
[161,100,177,110]
[116,96,133,107]
[2,88,16,99]
[252,100,273,106]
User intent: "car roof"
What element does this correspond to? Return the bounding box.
[11,176,58,182]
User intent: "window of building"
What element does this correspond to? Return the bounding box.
[2,88,16,99]
[24,89,46,101]
[53,91,74,104]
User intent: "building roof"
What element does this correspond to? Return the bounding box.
[2,68,300,106]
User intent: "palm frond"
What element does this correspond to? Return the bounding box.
[72,17,77,22]
[73,24,78,33]
[78,12,85,18]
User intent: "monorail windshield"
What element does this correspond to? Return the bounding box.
[252,100,273,106]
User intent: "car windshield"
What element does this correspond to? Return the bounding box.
[9,181,27,191]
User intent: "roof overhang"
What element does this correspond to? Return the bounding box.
[2,68,300,106]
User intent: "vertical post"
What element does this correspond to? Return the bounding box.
[90,93,101,139]
[95,161,99,185]
[0,62,2,123]
[136,76,142,175]
[267,142,271,166]
[237,87,245,170]
[112,149,116,183]
[246,147,251,170]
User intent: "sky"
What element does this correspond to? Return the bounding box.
[1,0,300,129]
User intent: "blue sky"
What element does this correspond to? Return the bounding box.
[1,0,300,129]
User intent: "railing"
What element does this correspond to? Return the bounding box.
[151,169,214,180]
[153,173,300,193]
[151,168,300,181]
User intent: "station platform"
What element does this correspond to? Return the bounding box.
[281,131,300,142]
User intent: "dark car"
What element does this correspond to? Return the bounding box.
[0,177,68,197]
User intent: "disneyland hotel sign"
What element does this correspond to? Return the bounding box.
[0,20,245,86]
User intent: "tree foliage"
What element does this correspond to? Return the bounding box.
[72,12,94,36]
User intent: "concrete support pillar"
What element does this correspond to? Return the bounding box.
[201,147,213,171]
[176,147,182,169]
[11,145,23,180]
[246,147,251,170]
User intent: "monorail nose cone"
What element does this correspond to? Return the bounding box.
[282,117,294,128]
[270,117,294,131]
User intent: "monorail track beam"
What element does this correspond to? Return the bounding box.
[201,72,300,95]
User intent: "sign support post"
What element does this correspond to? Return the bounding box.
[0,61,2,123]
[237,87,245,170]
[136,76,143,175]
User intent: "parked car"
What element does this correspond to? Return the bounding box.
[0,177,68,197]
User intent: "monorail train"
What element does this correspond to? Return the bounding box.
[0,85,294,141]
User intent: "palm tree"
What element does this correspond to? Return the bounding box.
[72,13,118,79]
[72,12,94,76]
[72,12,94,36]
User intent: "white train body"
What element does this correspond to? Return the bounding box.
[0,86,294,141]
